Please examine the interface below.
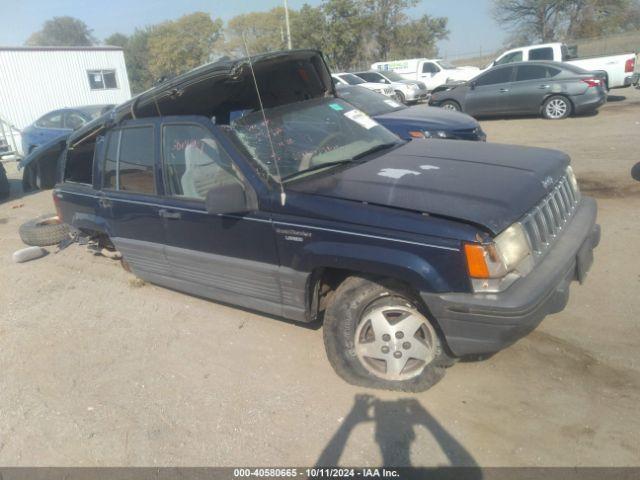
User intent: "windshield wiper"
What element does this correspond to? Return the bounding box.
[351,142,400,162]
[283,159,354,182]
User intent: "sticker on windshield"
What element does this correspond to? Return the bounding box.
[344,109,378,130]
[384,99,401,108]
[329,103,344,111]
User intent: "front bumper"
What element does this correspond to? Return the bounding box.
[421,197,600,357]
[404,88,429,102]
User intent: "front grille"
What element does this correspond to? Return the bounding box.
[451,127,482,140]
[520,174,579,257]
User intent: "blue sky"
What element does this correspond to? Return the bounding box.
[0,0,506,59]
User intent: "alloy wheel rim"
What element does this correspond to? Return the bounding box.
[443,103,457,111]
[355,304,436,381]
[546,99,567,119]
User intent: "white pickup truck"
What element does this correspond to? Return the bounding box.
[488,42,637,89]
[371,58,480,91]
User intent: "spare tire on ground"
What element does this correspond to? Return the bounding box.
[19,214,70,246]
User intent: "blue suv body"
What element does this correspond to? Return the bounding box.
[52,50,600,391]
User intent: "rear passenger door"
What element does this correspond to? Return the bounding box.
[158,118,285,317]
[99,119,170,278]
[464,66,515,116]
[509,65,560,114]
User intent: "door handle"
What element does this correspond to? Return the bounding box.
[499,88,510,93]
[98,197,112,208]
[159,209,181,220]
[539,84,551,89]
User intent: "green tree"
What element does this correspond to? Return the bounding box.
[26,16,96,46]
[146,12,223,81]
[104,33,129,48]
[321,0,367,70]
[290,4,327,51]
[390,14,449,58]
[226,7,291,55]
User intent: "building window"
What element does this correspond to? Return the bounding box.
[87,70,118,90]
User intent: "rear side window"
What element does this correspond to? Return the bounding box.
[36,112,63,128]
[516,65,549,81]
[529,47,554,61]
[102,126,155,194]
[118,127,155,194]
[476,67,513,86]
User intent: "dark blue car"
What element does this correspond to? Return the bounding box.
[21,105,114,155]
[47,50,599,392]
[336,84,486,141]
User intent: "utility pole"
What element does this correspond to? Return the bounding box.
[284,0,292,50]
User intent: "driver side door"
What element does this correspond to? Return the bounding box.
[157,118,285,318]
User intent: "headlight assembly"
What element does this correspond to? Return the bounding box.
[464,223,533,292]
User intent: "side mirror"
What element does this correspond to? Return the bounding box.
[205,181,256,215]
[632,162,640,181]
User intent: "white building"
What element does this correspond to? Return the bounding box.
[0,46,132,155]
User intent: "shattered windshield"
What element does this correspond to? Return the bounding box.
[230,97,400,181]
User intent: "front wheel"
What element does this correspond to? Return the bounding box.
[542,95,572,120]
[394,90,406,104]
[440,100,461,112]
[323,276,450,392]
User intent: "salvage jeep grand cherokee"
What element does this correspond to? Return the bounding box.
[51,50,600,391]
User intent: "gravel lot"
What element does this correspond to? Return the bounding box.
[1,89,639,467]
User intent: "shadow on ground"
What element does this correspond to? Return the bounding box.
[316,394,482,474]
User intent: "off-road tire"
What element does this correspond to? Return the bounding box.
[323,276,451,392]
[0,162,9,200]
[19,214,70,246]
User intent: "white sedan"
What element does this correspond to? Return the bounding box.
[332,73,396,99]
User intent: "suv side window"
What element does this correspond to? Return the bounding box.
[103,130,120,189]
[36,112,63,128]
[359,72,384,83]
[495,51,522,65]
[476,67,513,86]
[118,126,155,194]
[162,124,241,200]
[529,47,554,61]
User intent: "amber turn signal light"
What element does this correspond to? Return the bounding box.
[464,243,490,279]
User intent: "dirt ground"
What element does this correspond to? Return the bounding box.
[1,89,639,467]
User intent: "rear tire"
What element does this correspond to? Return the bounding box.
[323,276,451,392]
[440,100,461,112]
[542,95,572,120]
[19,214,69,246]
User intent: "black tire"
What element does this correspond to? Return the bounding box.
[394,91,406,104]
[0,162,9,200]
[323,276,451,392]
[19,214,70,246]
[542,95,572,120]
[440,100,461,112]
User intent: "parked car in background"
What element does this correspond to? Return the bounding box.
[486,42,637,90]
[332,73,396,98]
[371,58,479,91]
[51,49,600,392]
[21,105,114,155]
[353,70,428,104]
[429,61,607,120]
[336,84,486,141]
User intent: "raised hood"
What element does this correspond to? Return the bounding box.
[288,139,569,235]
